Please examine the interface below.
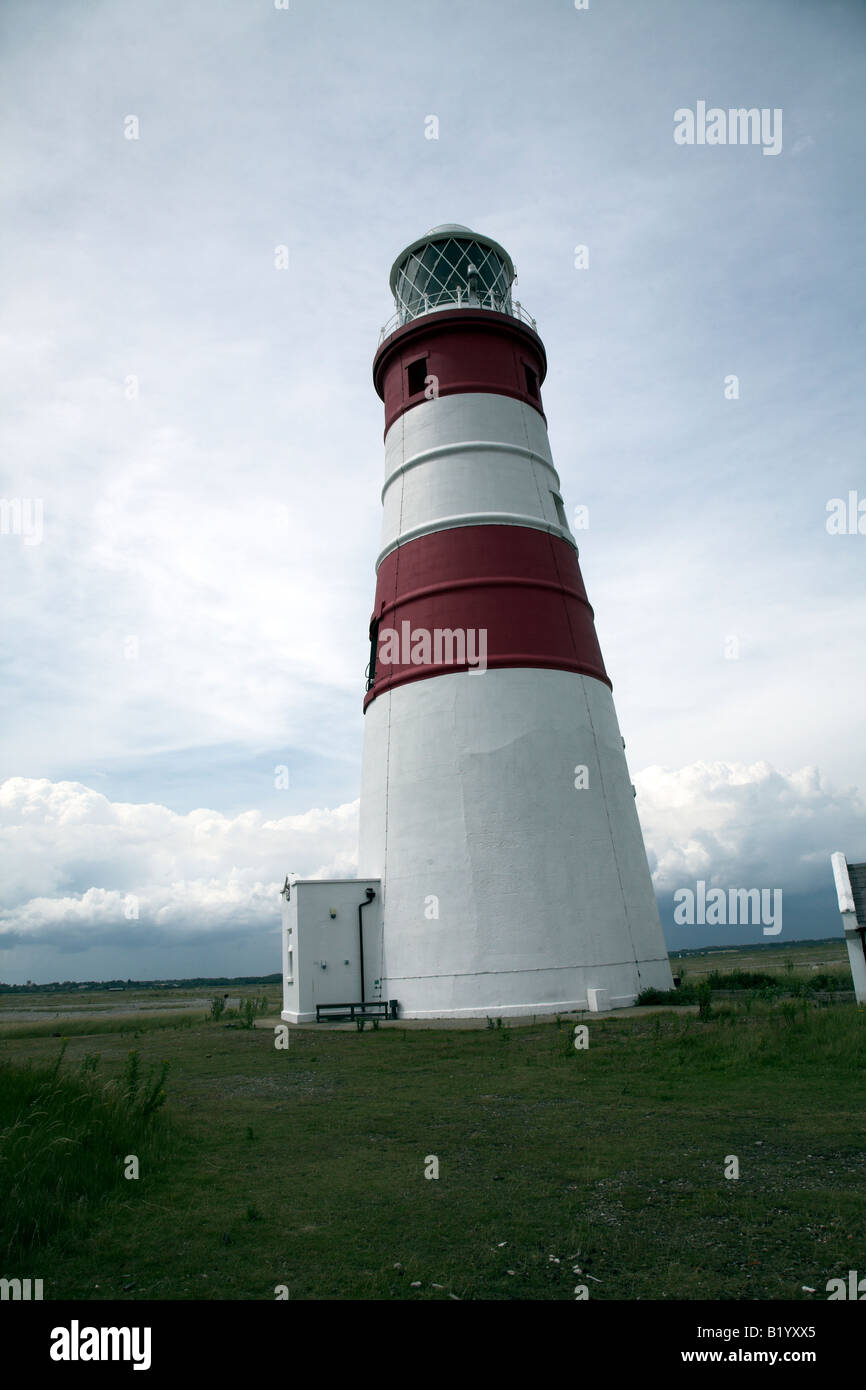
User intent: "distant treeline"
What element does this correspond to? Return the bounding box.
[0,974,282,994]
[670,937,842,958]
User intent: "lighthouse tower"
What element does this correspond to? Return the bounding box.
[356,224,673,1019]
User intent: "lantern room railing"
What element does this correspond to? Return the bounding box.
[379,289,537,346]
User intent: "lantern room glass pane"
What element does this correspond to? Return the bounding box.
[393,236,514,321]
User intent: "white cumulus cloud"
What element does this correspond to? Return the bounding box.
[2,761,862,967]
[635,760,866,894]
[0,777,359,951]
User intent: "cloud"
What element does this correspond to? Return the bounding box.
[0,777,359,952]
[1,0,865,974]
[2,761,862,965]
[635,759,866,895]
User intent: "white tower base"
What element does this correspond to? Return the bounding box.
[359,667,673,1018]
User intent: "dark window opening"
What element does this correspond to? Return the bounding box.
[523,364,539,399]
[551,491,569,531]
[366,618,380,692]
[406,358,428,397]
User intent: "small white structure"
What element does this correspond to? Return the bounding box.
[830,853,866,1004]
[586,988,610,1013]
[281,878,383,1024]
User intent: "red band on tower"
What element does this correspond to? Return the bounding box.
[373,309,547,436]
[364,524,610,709]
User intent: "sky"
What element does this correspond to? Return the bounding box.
[1,0,864,982]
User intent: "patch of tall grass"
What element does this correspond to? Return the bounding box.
[636,985,698,1005]
[664,999,866,1074]
[0,1044,171,1263]
[638,965,853,1008]
[705,967,852,993]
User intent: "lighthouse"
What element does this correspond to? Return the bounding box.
[351,224,674,1019]
[280,226,673,1025]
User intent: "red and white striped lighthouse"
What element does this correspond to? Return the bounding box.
[358,225,673,1018]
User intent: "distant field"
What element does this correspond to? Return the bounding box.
[671,938,850,977]
[0,986,281,1037]
[1,955,863,1302]
[0,985,280,1018]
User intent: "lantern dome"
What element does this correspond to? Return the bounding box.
[386,224,518,333]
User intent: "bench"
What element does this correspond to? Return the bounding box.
[315,999,399,1023]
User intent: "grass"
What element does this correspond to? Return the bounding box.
[638,985,699,1005]
[0,1045,172,1262]
[704,968,853,994]
[639,960,855,1006]
[0,1012,209,1041]
[0,993,270,1040]
[1,985,864,1301]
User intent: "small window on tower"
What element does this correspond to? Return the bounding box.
[523,364,539,399]
[551,491,570,531]
[406,357,428,397]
